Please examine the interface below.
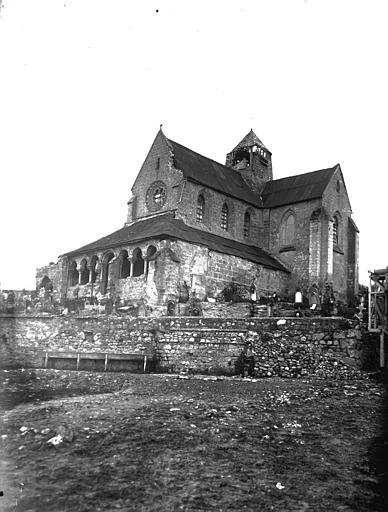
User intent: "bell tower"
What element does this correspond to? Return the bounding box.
[225,129,273,193]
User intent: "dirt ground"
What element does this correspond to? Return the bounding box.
[0,369,387,512]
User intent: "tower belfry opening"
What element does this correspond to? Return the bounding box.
[225,129,273,192]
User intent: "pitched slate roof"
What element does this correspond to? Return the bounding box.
[167,138,262,207]
[167,135,338,209]
[63,213,288,272]
[231,129,269,152]
[261,165,338,208]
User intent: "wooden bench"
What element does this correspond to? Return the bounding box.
[43,351,156,373]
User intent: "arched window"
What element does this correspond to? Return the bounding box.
[233,149,250,169]
[243,211,251,239]
[40,276,53,292]
[146,245,157,274]
[280,213,295,246]
[221,203,229,231]
[119,250,131,278]
[90,255,99,284]
[132,248,145,277]
[80,259,89,285]
[333,216,339,246]
[101,252,114,295]
[196,194,205,222]
[69,261,79,286]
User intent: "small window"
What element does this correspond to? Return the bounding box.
[153,187,165,205]
[196,194,205,222]
[336,180,340,193]
[243,211,251,238]
[221,203,229,231]
[333,216,339,246]
[156,157,160,169]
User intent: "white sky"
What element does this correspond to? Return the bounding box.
[1,0,387,289]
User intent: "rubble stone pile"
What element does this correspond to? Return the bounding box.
[244,329,365,379]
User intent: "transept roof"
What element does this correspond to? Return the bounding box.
[261,165,339,208]
[167,135,338,208]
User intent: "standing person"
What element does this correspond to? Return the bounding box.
[250,283,257,317]
[245,342,255,377]
[250,283,257,302]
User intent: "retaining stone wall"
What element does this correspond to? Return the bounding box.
[0,315,370,378]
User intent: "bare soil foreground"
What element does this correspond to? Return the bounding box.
[1,370,387,512]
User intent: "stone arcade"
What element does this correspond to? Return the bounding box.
[37,129,359,310]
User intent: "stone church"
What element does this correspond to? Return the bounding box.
[37,129,359,308]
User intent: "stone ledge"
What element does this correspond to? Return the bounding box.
[167,328,248,333]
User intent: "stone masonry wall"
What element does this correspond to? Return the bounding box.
[0,315,369,379]
[129,131,183,222]
[321,167,353,302]
[268,199,321,289]
[177,180,263,246]
[0,316,155,368]
[36,260,66,302]
[169,240,289,300]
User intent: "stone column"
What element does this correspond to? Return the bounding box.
[78,263,82,285]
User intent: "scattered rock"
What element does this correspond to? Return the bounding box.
[47,435,63,446]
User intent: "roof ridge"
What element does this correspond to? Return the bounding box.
[267,165,337,185]
[167,138,238,175]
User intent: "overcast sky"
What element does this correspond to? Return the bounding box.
[1,0,387,289]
